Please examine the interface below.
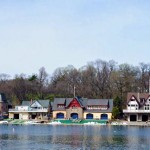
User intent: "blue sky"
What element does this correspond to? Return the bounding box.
[0,0,150,77]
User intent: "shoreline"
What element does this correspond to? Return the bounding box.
[1,119,150,126]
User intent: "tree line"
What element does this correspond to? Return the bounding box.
[1,59,150,109]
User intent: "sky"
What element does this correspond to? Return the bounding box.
[0,0,150,77]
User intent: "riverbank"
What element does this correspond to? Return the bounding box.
[1,119,150,126]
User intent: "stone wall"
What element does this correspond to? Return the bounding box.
[66,107,83,119]
[52,111,66,119]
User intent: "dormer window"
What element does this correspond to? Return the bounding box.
[57,104,64,108]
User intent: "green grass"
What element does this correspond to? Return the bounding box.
[8,119,26,124]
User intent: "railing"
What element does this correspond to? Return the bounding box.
[9,108,48,112]
[123,109,150,113]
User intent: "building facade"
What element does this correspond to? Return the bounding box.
[9,100,51,120]
[123,93,150,122]
[52,97,113,120]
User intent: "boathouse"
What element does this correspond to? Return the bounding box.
[52,97,113,120]
[9,100,51,120]
[123,93,150,122]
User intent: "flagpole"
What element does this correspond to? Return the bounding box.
[74,86,76,97]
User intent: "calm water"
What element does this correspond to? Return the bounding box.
[0,125,150,150]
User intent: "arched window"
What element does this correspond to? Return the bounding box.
[101,114,108,120]
[56,113,64,119]
[71,113,78,119]
[86,114,93,119]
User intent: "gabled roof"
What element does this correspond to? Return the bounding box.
[127,92,149,101]
[66,97,84,108]
[22,100,50,107]
[77,97,85,107]
[38,100,50,107]
[30,100,42,107]
[127,93,150,108]
[145,95,150,101]
[65,98,73,107]
[127,95,140,105]
[52,97,113,113]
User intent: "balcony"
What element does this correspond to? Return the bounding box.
[9,108,48,113]
[123,109,150,113]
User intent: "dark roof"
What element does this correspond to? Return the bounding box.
[127,92,150,108]
[52,97,113,113]
[65,98,73,107]
[0,93,7,102]
[22,101,31,106]
[54,98,66,104]
[86,99,108,105]
[38,100,50,107]
[127,92,149,101]
[22,100,50,107]
[52,98,67,111]
[84,99,113,113]
[77,97,85,107]
[65,97,84,107]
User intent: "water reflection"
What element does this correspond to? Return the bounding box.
[0,125,150,150]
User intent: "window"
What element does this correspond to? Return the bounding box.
[58,104,64,108]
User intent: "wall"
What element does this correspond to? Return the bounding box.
[127,101,138,110]
[19,113,29,120]
[83,112,112,120]
[9,113,14,119]
[66,107,83,119]
[52,111,66,119]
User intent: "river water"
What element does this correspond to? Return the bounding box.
[0,125,150,150]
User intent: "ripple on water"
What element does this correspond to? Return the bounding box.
[0,125,150,150]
